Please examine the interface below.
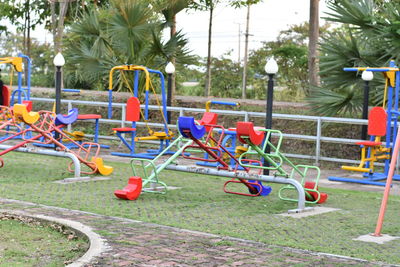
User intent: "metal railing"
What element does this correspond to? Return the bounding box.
[31,97,369,165]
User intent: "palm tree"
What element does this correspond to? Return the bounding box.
[308,0,398,116]
[151,0,191,99]
[63,0,194,92]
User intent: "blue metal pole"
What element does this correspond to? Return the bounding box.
[108,90,113,119]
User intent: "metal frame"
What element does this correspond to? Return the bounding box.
[0,53,31,105]
[30,97,394,167]
[165,164,311,213]
[329,62,400,185]
[0,144,81,178]
[107,66,172,159]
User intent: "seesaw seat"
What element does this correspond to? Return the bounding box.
[236,121,265,145]
[114,176,143,200]
[197,112,218,132]
[13,104,40,124]
[178,116,206,139]
[92,157,114,176]
[55,108,79,126]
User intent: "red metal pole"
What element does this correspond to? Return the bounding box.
[373,127,400,236]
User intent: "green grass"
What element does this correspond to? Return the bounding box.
[0,152,399,264]
[0,218,88,267]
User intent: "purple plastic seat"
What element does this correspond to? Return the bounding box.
[55,108,79,126]
[178,116,206,139]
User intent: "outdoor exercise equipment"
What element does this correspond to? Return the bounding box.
[236,121,327,204]
[0,105,113,176]
[0,54,31,105]
[329,61,400,186]
[341,107,390,173]
[108,65,173,159]
[111,97,148,158]
[179,116,271,197]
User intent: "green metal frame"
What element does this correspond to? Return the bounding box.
[130,135,192,194]
[238,129,322,204]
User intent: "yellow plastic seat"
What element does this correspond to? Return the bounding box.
[13,104,39,124]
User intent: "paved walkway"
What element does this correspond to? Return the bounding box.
[0,199,390,267]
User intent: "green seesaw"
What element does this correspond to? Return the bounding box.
[236,122,328,204]
[114,135,192,200]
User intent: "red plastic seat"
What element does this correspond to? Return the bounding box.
[304,181,328,204]
[22,100,32,112]
[367,107,386,137]
[113,97,140,134]
[197,112,218,132]
[77,114,102,120]
[356,141,382,146]
[236,121,265,145]
[112,127,136,132]
[114,176,142,200]
[1,85,10,107]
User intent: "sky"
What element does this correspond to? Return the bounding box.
[175,0,330,60]
[28,0,331,60]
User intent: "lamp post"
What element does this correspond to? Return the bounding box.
[263,57,278,175]
[165,62,175,124]
[53,52,65,142]
[361,70,373,140]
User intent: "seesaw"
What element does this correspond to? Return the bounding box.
[179,116,271,197]
[114,117,315,213]
[0,104,113,176]
[114,116,270,201]
[114,135,193,200]
[236,122,328,204]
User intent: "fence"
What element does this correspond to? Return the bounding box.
[31,97,369,165]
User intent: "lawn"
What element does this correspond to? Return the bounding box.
[0,215,88,267]
[0,152,399,264]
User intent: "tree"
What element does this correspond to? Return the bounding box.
[151,0,191,101]
[309,0,398,116]
[63,0,194,91]
[0,0,50,57]
[308,0,320,88]
[247,23,329,99]
[191,0,262,97]
[190,0,220,97]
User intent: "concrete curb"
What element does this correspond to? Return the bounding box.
[0,209,109,267]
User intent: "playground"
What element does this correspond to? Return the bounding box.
[1,1,400,266]
[0,149,399,265]
[0,58,400,265]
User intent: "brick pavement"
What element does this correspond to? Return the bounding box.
[0,199,391,267]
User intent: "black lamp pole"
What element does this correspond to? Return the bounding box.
[54,65,62,143]
[361,80,370,140]
[167,73,172,124]
[263,74,274,175]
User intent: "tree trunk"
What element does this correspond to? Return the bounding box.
[26,0,31,57]
[55,2,69,53]
[205,3,213,97]
[308,0,320,91]
[241,4,250,99]
[51,1,57,53]
[25,0,31,82]
[170,14,177,102]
